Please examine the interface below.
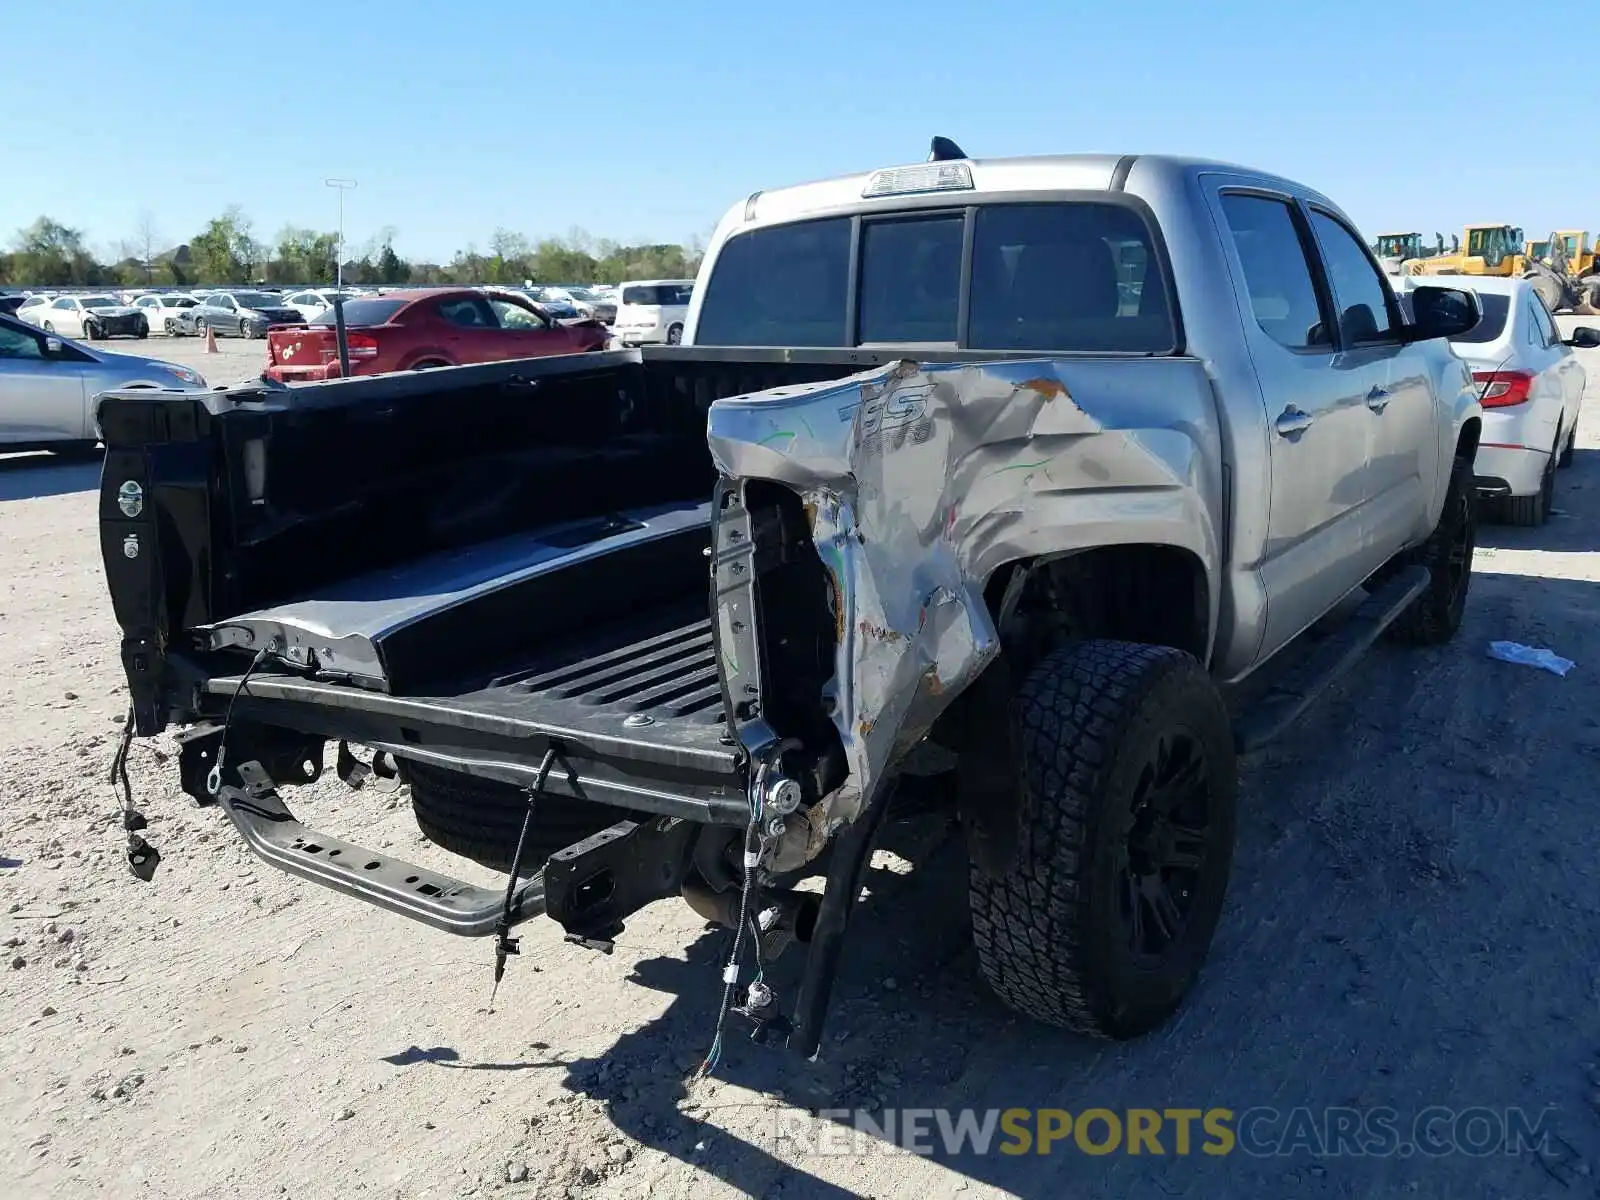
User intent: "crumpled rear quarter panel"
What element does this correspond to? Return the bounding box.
[707,356,1222,826]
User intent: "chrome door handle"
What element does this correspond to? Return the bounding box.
[1366,386,1391,413]
[1275,406,1315,436]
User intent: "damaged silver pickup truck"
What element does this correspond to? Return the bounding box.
[97,142,1485,1057]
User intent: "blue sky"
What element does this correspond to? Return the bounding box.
[4,1,1585,262]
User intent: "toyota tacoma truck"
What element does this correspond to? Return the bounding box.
[96,144,1484,1057]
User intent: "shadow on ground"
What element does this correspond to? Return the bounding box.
[0,452,101,502]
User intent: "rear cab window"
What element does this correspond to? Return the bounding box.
[694,200,1177,352]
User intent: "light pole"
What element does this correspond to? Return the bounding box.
[324,177,357,289]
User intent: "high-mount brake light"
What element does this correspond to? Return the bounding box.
[861,161,974,199]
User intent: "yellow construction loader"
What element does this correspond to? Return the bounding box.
[1522,230,1600,313]
[1547,230,1595,277]
[1403,224,1524,276]
[1374,232,1428,275]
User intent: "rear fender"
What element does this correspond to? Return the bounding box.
[708,356,1224,829]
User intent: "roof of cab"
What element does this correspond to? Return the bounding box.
[734,152,1328,230]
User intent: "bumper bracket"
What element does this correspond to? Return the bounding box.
[218,760,544,936]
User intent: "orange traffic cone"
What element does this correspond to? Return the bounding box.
[204,326,218,354]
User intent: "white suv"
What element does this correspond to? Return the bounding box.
[612,279,694,345]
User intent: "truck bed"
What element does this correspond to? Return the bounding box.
[205,598,746,823]
[97,346,928,820]
[98,347,909,738]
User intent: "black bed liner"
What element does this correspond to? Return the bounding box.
[203,600,750,826]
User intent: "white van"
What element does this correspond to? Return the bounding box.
[612,279,694,345]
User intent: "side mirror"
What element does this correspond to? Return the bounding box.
[1402,286,1481,343]
[1564,325,1600,349]
[45,337,64,356]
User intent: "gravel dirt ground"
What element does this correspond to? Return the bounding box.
[3,328,1600,1200]
[122,329,269,389]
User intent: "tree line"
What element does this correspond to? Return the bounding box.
[0,210,707,289]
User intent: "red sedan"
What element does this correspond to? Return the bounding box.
[263,288,607,382]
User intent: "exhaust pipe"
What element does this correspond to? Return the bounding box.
[683,881,820,960]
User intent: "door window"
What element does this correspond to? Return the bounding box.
[1307,209,1395,345]
[1528,293,1559,347]
[0,323,45,359]
[1219,193,1330,350]
[437,296,498,328]
[51,297,75,310]
[488,299,546,329]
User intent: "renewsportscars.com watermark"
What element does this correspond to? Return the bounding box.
[770,1106,1559,1159]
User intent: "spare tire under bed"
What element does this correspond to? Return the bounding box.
[403,760,636,874]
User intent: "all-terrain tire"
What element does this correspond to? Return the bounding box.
[968,641,1237,1040]
[1388,456,1476,644]
[404,760,635,874]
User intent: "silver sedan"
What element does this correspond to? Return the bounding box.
[0,313,209,453]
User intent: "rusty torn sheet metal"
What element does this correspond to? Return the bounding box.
[707,356,1209,833]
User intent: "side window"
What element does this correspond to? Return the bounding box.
[437,297,498,328]
[489,299,545,329]
[1528,293,1558,347]
[52,297,75,310]
[1219,193,1330,351]
[0,323,45,359]
[1307,209,1396,344]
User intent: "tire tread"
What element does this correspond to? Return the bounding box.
[969,640,1232,1039]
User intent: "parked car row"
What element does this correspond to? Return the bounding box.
[14,293,152,340]
[167,291,310,340]
[1,280,685,337]
[263,287,609,382]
